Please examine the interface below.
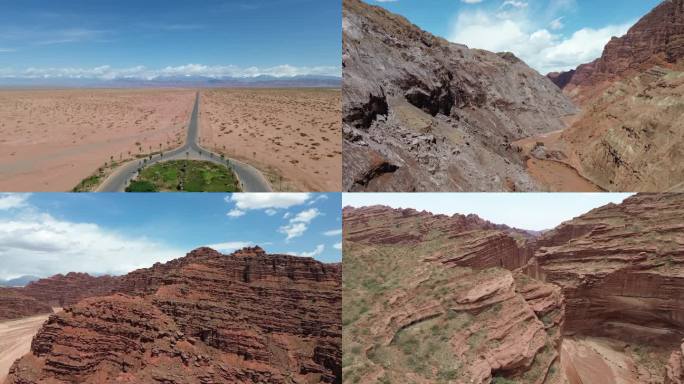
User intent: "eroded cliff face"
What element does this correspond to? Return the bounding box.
[21,272,122,307]
[344,196,684,383]
[343,206,564,383]
[6,247,342,384]
[560,66,684,191]
[544,0,684,192]
[551,0,684,100]
[342,0,576,192]
[0,288,53,321]
[0,272,122,322]
[528,194,684,347]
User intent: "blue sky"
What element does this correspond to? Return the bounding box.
[0,193,342,280]
[0,0,341,80]
[369,0,661,73]
[343,193,634,231]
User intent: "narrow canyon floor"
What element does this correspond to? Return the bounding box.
[512,125,604,193]
[0,310,59,383]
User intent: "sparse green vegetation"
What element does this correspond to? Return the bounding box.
[129,160,241,192]
[125,180,158,192]
[72,174,102,192]
[492,375,517,384]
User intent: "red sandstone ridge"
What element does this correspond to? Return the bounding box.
[0,288,53,321]
[342,206,562,383]
[0,272,122,321]
[344,196,684,383]
[6,247,342,384]
[343,205,536,269]
[527,194,684,347]
[549,0,684,100]
[22,272,122,307]
[535,0,684,192]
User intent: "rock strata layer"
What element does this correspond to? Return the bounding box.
[550,0,684,99]
[6,247,342,384]
[343,206,564,383]
[22,272,122,307]
[543,0,684,191]
[0,288,53,321]
[344,195,684,382]
[528,194,684,347]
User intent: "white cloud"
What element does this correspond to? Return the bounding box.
[205,241,252,252]
[289,244,325,258]
[279,208,321,241]
[227,209,245,218]
[265,209,278,216]
[333,242,342,250]
[283,212,291,219]
[279,222,308,241]
[502,1,528,8]
[449,4,632,74]
[0,194,30,210]
[0,64,341,80]
[323,229,342,236]
[308,194,329,205]
[461,0,483,3]
[227,193,311,211]
[291,208,320,224]
[0,212,182,280]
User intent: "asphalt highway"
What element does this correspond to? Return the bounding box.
[97,92,272,192]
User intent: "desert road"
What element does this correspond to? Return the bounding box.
[97,92,272,192]
[0,312,56,382]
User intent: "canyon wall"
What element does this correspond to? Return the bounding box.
[343,0,576,192]
[528,194,684,347]
[547,0,684,191]
[6,247,342,384]
[550,0,684,99]
[344,196,684,382]
[21,272,122,307]
[343,206,563,383]
[0,288,53,321]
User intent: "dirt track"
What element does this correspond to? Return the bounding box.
[0,311,57,383]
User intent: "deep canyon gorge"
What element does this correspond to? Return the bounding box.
[343,194,684,383]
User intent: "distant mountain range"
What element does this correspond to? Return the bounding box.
[0,275,41,287]
[0,75,341,88]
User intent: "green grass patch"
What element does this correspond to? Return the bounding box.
[72,174,102,192]
[129,160,241,192]
[125,180,158,192]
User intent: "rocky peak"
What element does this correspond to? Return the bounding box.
[232,246,266,257]
[550,0,684,95]
[184,246,223,259]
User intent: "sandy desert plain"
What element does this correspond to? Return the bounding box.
[0,87,341,192]
[200,88,341,191]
